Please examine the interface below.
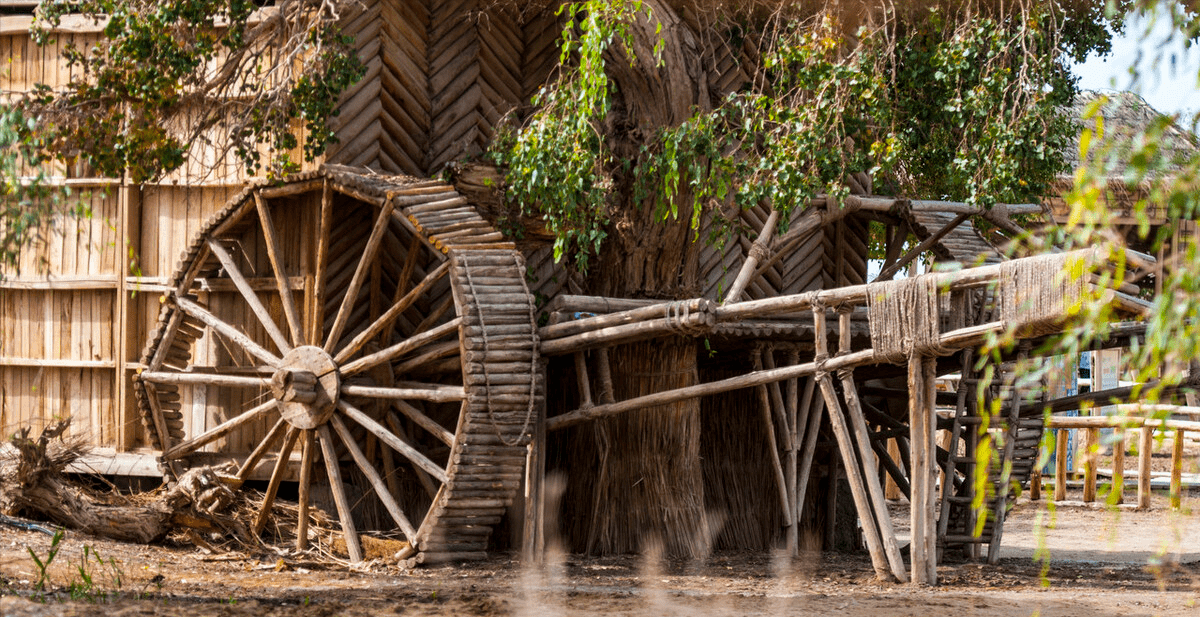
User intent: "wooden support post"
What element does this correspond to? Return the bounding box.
[794,384,824,532]
[824,454,839,552]
[885,439,903,500]
[1055,429,1069,501]
[753,349,794,528]
[1110,429,1125,505]
[813,307,896,582]
[838,311,906,582]
[874,213,970,282]
[1171,428,1184,510]
[785,350,802,556]
[723,210,780,304]
[909,354,938,585]
[1030,469,1042,501]
[523,360,548,561]
[1139,426,1153,509]
[116,179,141,451]
[1083,427,1099,503]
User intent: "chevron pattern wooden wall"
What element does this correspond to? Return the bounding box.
[326,0,560,177]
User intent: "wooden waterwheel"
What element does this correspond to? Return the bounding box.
[133,166,541,564]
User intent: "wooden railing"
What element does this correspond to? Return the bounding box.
[1029,405,1200,509]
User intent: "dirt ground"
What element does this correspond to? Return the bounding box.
[3,492,1200,617]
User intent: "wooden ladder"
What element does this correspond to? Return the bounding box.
[937,347,1044,562]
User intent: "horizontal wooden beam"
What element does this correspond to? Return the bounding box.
[0,357,116,369]
[0,276,119,290]
[546,322,1006,431]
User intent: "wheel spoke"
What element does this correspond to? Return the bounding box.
[390,236,423,306]
[207,238,292,353]
[310,182,333,346]
[392,340,459,376]
[334,261,450,364]
[296,429,315,550]
[342,383,466,403]
[391,399,455,447]
[330,414,418,541]
[325,197,396,353]
[384,411,440,499]
[340,317,461,376]
[338,399,449,484]
[317,423,364,562]
[253,426,301,535]
[236,416,287,481]
[255,193,305,346]
[411,294,455,338]
[162,399,277,460]
[141,371,270,389]
[175,296,281,365]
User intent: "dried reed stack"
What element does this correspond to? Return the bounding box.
[553,338,708,558]
[699,363,784,550]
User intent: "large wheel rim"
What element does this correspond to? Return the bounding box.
[133,167,539,563]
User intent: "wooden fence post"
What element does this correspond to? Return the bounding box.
[1171,428,1185,510]
[1110,429,1125,505]
[1055,429,1068,501]
[1139,426,1153,509]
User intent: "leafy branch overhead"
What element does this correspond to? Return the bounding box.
[490,2,1121,269]
[25,0,365,181]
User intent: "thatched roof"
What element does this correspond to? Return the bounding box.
[1064,90,1200,180]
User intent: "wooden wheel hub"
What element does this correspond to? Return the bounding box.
[274,346,340,430]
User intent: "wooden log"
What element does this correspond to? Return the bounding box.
[539,298,713,340]
[542,295,659,314]
[837,311,906,581]
[341,384,466,403]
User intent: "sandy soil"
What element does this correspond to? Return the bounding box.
[3,495,1200,617]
